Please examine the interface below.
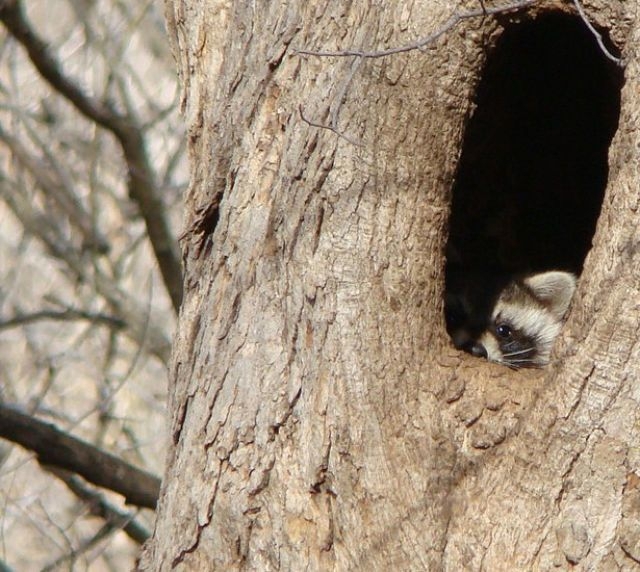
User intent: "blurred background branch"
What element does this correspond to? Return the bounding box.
[0,0,185,568]
[0,0,183,312]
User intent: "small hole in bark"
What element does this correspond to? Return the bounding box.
[444,11,624,364]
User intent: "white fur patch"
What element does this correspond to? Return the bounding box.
[492,301,561,364]
[479,332,502,362]
[524,271,576,319]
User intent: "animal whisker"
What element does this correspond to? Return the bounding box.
[445,270,576,368]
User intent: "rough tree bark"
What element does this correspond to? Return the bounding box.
[140,0,640,569]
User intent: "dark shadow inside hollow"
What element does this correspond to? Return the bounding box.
[446,11,623,280]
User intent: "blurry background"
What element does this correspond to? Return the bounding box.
[0,0,185,568]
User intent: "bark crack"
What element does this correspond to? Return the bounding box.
[172,394,192,446]
[310,432,333,494]
[270,386,302,439]
[170,459,225,568]
[561,363,596,421]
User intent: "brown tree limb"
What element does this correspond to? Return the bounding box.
[46,466,151,545]
[0,309,126,332]
[0,403,160,509]
[0,0,183,313]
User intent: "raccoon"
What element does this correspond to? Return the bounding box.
[445,271,576,368]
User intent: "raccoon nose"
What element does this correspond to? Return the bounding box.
[464,341,487,359]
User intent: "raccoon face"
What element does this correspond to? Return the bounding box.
[446,271,576,368]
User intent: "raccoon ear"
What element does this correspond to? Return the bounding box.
[524,271,577,319]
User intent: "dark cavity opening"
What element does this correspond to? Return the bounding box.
[444,11,623,356]
[447,12,623,277]
[447,12,624,277]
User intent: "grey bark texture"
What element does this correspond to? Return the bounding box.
[139,1,640,570]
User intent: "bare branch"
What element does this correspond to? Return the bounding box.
[0,0,183,313]
[0,177,171,363]
[572,0,624,66]
[46,466,151,545]
[299,105,363,148]
[41,521,120,572]
[0,176,87,278]
[294,0,539,59]
[0,403,160,509]
[0,123,109,253]
[0,309,125,332]
[93,271,173,364]
[298,56,365,146]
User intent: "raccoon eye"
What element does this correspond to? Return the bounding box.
[495,323,512,339]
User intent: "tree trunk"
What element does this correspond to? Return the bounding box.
[140,0,640,569]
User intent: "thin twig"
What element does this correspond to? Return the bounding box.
[294,0,539,59]
[299,105,362,147]
[299,56,365,147]
[0,177,171,363]
[0,122,109,254]
[329,57,363,130]
[0,0,183,312]
[572,0,624,67]
[41,521,119,572]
